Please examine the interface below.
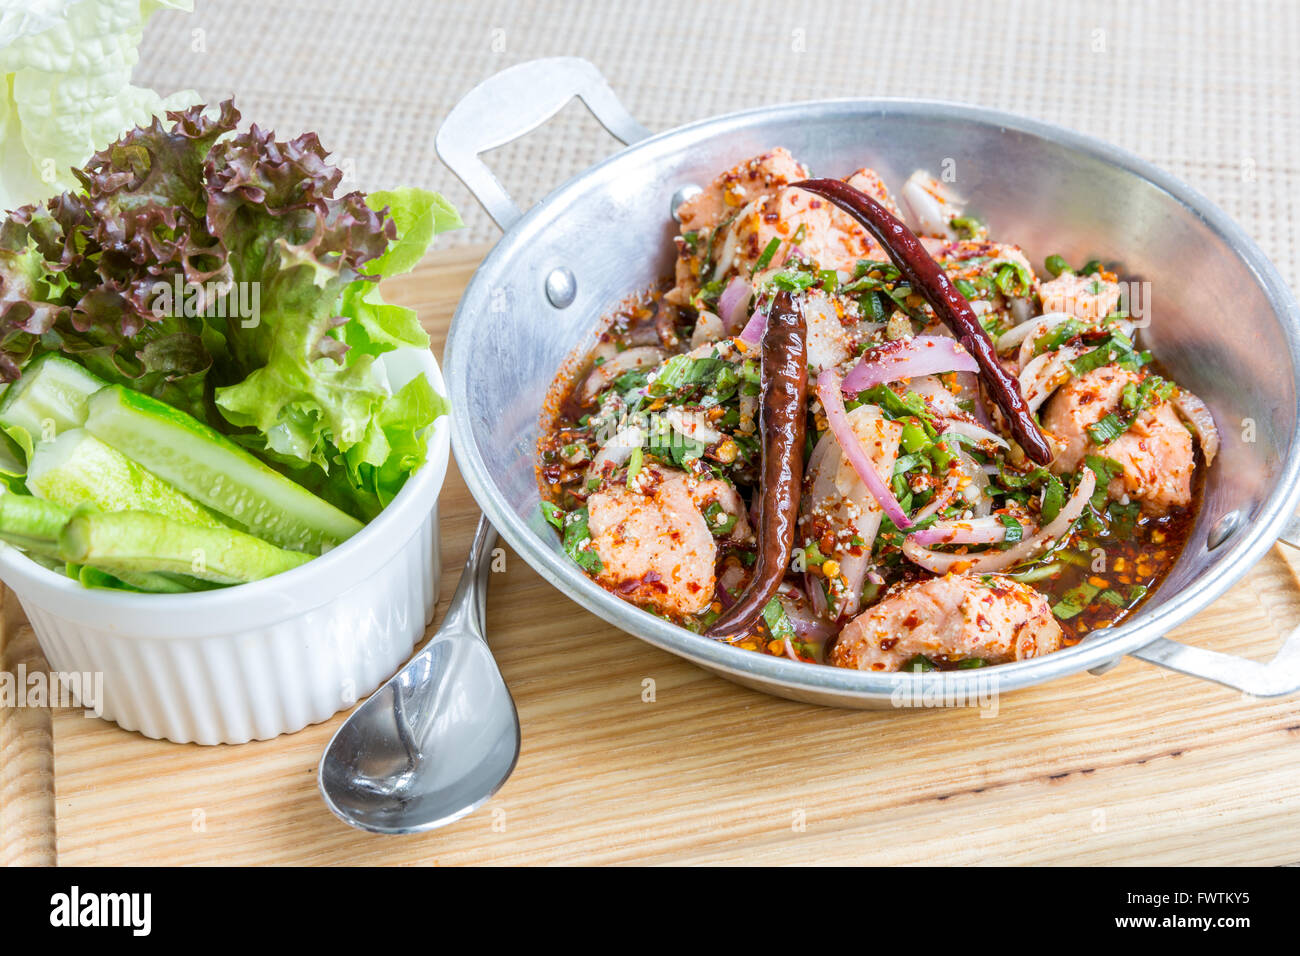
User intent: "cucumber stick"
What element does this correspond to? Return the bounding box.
[85,386,363,552]
[0,490,73,559]
[0,490,72,541]
[28,430,228,531]
[0,354,106,447]
[59,511,313,585]
[69,563,200,594]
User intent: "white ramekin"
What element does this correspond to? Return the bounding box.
[0,347,450,745]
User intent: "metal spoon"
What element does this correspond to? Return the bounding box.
[318,516,520,834]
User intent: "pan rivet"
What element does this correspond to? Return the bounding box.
[1208,511,1240,551]
[670,185,702,223]
[545,267,577,309]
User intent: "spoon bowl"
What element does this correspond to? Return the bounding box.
[319,518,519,834]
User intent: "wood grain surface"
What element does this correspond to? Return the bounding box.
[4,244,1299,866]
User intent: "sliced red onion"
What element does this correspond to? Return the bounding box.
[1019,345,1089,414]
[783,600,835,641]
[842,335,978,395]
[805,571,829,618]
[690,310,725,349]
[913,471,962,522]
[940,418,1009,449]
[1172,389,1219,466]
[586,424,646,482]
[738,305,768,345]
[901,170,962,239]
[902,469,1095,574]
[717,276,752,332]
[816,369,912,529]
[908,515,1015,547]
[994,312,1076,351]
[580,346,666,403]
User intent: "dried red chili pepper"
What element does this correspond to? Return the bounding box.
[792,178,1054,465]
[705,291,807,640]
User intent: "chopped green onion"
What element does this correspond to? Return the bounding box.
[754,237,781,271]
[900,421,928,454]
[1044,254,1071,277]
[540,500,565,530]
[770,269,818,292]
[1087,413,1128,445]
[625,446,644,488]
[1040,475,1066,524]
[1052,581,1101,620]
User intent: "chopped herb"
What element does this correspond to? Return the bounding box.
[900,421,929,454]
[561,506,603,573]
[956,658,988,669]
[754,237,781,271]
[1044,254,1071,277]
[703,500,738,535]
[540,500,565,530]
[1034,318,1083,355]
[1079,259,1103,276]
[860,292,889,322]
[993,260,1033,297]
[1106,500,1141,537]
[762,596,796,642]
[1069,331,1142,376]
[902,654,935,672]
[612,368,651,394]
[770,269,818,291]
[950,215,983,239]
[998,513,1024,544]
[1084,455,1123,509]
[1007,562,1061,583]
[954,278,978,299]
[1040,475,1066,524]
[1087,413,1128,445]
[858,385,939,429]
[625,446,644,488]
[1052,581,1101,620]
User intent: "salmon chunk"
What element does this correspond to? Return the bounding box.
[845,167,903,218]
[830,573,1062,671]
[1039,271,1122,321]
[669,154,899,306]
[674,147,808,238]
[1042,365,1194,513]
[734,181,884,276]
[586,467,736,617]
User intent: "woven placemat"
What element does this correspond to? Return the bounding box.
[133,0,1299,289]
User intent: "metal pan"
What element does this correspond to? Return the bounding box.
[438,57,1300,707]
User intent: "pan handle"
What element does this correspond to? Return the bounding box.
[435,57,650,231]
[1122,516,1300,696]
[1129,629,1300,697]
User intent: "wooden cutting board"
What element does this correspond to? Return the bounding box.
[3,243,1300,866]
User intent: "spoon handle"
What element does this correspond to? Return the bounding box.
[439,515,498,640]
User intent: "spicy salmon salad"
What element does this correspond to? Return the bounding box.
[537,148,1219,673]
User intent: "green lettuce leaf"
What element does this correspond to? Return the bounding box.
[0,0,198,211]
[0,100,457,520]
